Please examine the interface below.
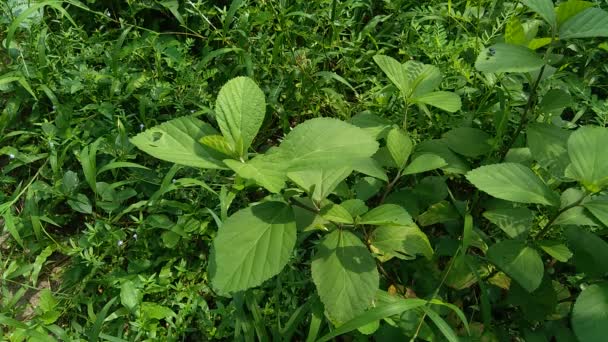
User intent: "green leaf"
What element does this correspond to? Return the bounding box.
[466,163,560,206]
[571,283,608,342]
[475,43,544,73]
[200,134,236,157]
[359,204,413,226]
[373,55,410,92]
[371,224,433,260]
[120,281,141,312]
[215,77,266,157]
[402,154,447,175]
[527,123,571,177]
[522,0,558,29]
[340,199,369,217]
[566,126,608,192]
[487,240,544,292]
[316,297,427,342]
[349,112,391,140]
[279,118,379,171]
[320,203,354,224]
[483,208,534,239]
[418,201,461,226]
[537,240,573,262]
[210,202,296,294]
[352,158,388,181]
[559,8,608,39]
[565,227,608,277]
[131,116,227,169]
[386,127,412,168]
[288,167,352,203]
[539,89,572,116]
[584,198,608,227]
[413,91,461,113]
[423,307,460,342]
[552,206,599,226]
[224,149,287,193]
[556,1,595,25]
[444,127,493,157]
[409,63,442,98]
[415,139,470,174]
[311,230,379,323]
[31,246,54,286]
[505,18,527,45]
[67,193,92,214]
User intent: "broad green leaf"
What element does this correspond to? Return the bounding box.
[67,193,92,214]
[560,8,608,39]
[288,167,352,203]
[349,112,391,140]
[200,134,236,157]
[584,198,608,227]
[279,118,379,171]
[475,44,544,73]
[352,158,388,181]
[386,127,412,168]
[483,208,534,238]
[120,281,141,312]
[415,139,470,174]
[506,275,557,322]
[556,1,595,25]
[320,203,354,224]
[340,199,369,217]
[402,154,447,175]
[210,202,296,294]
[505,18,527,45]
[215,76,266,157]
[131,116,227,169]
[571,283,608,342]
[537,240,573,262]
[552,206,599,226]
[444,255,490,290]
[373,55,410,92]
[444,127,492,157]
[224,151,287,193]
[487,240,544,292]
[528,37,553,50]
[466,163,560,206]
[354,176,384,201]
[409,64,442,98]
[539,89,572,116]
[359,204,413,226]
[311,230,379,323]
[565,227,608,277]
[522,0,557,29]
[527,123,571,177]
[418,201,461,226]
[371,224,433,260]
[566,126,608,192]
[413,91,461,113]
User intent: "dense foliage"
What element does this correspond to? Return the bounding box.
[1,0,608,341]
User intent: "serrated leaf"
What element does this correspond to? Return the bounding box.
[320,203,354,224]
[566,126,608,192]
[483,208,534,239]
[131,116,227,169]
[444,127,492,157]
[215,76,266,157]
[487,240,544,292]
[522,0,557,28]
[210,202,296,294]
[360,204,413,226]
[466,163,560,206]
[386,127,412,168]
[413,91,461,113]
[560,8,608,39]
[311,230,379,323]
[373,55,410,93]
[371,224,433,260]
[402,154,447,175]
[538,240,573,262]
[527,123,571,177]
[224,151,287,193]
[279,118,379,171]
[288,167,352,203]
[475,44,544,73]
[556,1,595,25]
[200,134,236,157]
[584,198,608,227]
[571,283,608,342]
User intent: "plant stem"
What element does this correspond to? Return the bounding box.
[535,194,588,239]
[288,197,320,213]
[379,169,403,204]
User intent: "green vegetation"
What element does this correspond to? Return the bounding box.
[2,0,608,340]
